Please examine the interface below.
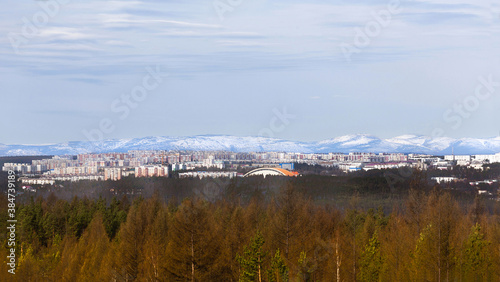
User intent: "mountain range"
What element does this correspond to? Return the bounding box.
[1,134,500,157]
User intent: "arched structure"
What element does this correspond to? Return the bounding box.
[243,167,299,178]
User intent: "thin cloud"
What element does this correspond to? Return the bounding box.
[99,14,221,29]
[37,27,98,41]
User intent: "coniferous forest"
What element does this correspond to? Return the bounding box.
[1,170,500,281]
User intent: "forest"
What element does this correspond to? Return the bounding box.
[1,171,500,281]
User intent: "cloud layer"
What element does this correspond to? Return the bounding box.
[1,0,499,144]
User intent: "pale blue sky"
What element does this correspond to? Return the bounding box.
[1,0,499,144]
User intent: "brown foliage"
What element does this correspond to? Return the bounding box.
[4,186,500,281]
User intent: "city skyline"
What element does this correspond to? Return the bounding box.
[2,0,500,144]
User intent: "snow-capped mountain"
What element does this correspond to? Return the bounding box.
[1,134,500,156]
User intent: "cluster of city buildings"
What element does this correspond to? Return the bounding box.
[443,153,500,170]
[135,166,169,178]
[3,150,500,185]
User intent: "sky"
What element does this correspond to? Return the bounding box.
[1,0,499,144]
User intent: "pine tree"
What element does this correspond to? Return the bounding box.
[297,251,316,282]
[267,249,288,282]
[462,223,491,281]
[67,196,94,239]
[358,233,383,282]
[237,230,267,282]
[104,196,127,239]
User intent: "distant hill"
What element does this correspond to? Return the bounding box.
[1,134,500,156]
